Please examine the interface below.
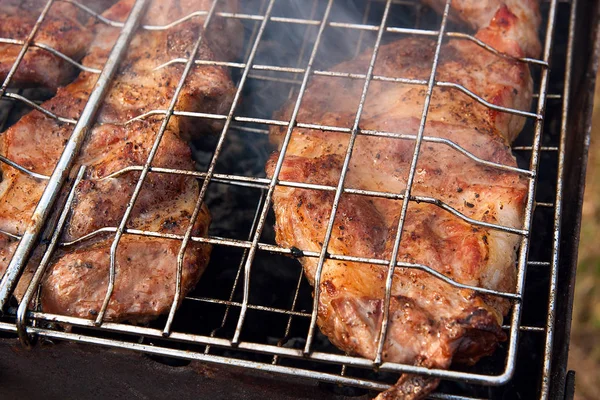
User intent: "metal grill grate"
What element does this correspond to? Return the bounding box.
[0,0,581,398]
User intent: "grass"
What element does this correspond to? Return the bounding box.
[567,77,600,400]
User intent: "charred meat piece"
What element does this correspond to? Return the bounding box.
[267,2,540,399]
[0,0,238,322]
[0,0,116,89]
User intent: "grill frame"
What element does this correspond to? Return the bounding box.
[0,0,596,398]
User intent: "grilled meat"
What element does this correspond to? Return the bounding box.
[0,0,238,322]
[423,0,541,58]
[266,2,540,399]
[0,0,114,89]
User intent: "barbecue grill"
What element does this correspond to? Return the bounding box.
[0,0,598,399]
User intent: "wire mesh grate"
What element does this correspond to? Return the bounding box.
[0,0,579,398]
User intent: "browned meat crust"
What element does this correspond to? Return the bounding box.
[0,0,117,89]
[423,0,541,58]
[266,2,540,399]
[0,0,238,322]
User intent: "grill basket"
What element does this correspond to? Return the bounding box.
[1,0,599,399]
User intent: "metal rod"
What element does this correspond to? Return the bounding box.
[2,92,78,124]
[0,0,56,96]
[56,223,518,299]
[204,190,266,354]
[183,23,549,66]
[540,0,577,397]
[0,38,101,74]
[187,295,309,318]
[230,0,337,346]
[304,0,395,356]
[15,166,86,347]
[155,60,541,120]
[95,0,217,326]
[414,1,424,29]
[241,69,558,100]
[0,318,553,399]
[354,0,373,57]
[528,261,551,267]
[271,266,305,365]
[115,108,535,176]
[0,0,149,311]
[0,230,21,240]
[513,146,558,151]
[60,0,124,27]
[16,324,394,392]
[374,0,452,365]
[0,0,571,393]
[286,0,319,100]
[536,202,555,208]
[3,309,532,385]
[116,109,534,176]
[161,0,279,337]
[93,166,527,235]
[241,0,267,63]
[502,0,559,384]
[61,1,549,67]
[0,155,50,180]
[10,305,547,348]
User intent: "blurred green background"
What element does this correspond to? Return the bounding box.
[568,78,600,399]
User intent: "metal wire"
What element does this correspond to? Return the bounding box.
[6,307,543,385]
[0,38,101,74]
[0,0,576,398]
[540,0,578,397]
[0,0,80,189]
[154,60,541,119]
[16,166,87,347]
[161,0,279,337]
[89,166,528,235]
[0,155,49,180]
[374,0,451,364]
[94,0,219,325]
[110,112,535,176]
[2,92,78,124]
[502,0,560,387]
[230,0,337,346]
[204,189,267,355]
[0,0,149,310]
[301,0,395,355]
[0,0,56,96]
[49,0,556,71]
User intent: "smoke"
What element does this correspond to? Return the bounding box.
[190,1,522,397]
[193,0,447,314]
